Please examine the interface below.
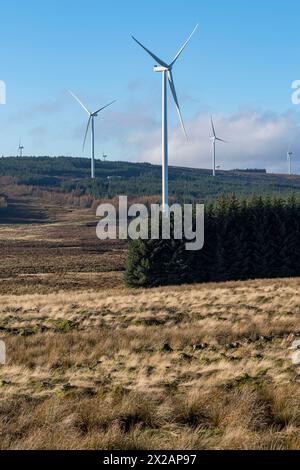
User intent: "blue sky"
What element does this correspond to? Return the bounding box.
[1,0,300,172]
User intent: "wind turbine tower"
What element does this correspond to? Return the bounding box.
[132,25,198,212]
[287,150,293,175]
[70,91,116,179]
[18,140,24,158]
[211,116,226,177]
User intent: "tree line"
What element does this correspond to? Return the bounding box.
[125,194,300,287]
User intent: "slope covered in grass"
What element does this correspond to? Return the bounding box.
[0,278,300,450]
[2,156,300,202]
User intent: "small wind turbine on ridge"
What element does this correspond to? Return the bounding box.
[132,25,198,212]
[18,139,24,158]
[287,149,293,175]
[69,91,116,179]
[211,116,226,177]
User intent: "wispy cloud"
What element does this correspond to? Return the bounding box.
[29,126,48,137]
[6,94,67,125]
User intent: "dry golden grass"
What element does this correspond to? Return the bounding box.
[0,278,300,450]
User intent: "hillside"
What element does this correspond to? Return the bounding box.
[0,157,300,450]
[1,156,300,203]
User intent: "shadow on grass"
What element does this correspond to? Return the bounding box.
[0,198,49,225]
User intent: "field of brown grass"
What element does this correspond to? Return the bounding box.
[0,192,126,295]
[1,190,300,450]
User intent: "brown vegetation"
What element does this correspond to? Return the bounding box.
[0,189,300,450]
[0,278,300,450]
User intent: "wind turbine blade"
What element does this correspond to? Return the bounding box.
[132,36,168,68]
[211,116,216,138]
[170,24,198,66]
[216,138,227,143]
[168,70,187,139]
[69,90,91,115]
[93,100,117,115]
[83,116,92,152]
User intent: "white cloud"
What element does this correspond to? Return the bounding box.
[120,110,300,173]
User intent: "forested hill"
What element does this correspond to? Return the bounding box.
[1,156,300,202]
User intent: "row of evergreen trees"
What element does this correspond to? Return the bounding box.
[125,194,300,287]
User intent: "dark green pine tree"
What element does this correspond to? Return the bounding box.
[280,194,300,277]
[235,199,253,280]
[124,239,152,287]
[164,238,191,285]
[265,197,286,279]
[213,194,233,281]
[224,195,249,281]
[249,196,271,279]
[192,202,217,283]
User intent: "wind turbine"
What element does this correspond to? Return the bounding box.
[18,139,24,158]
[69,91,116,179]
[132,25,198,212]
[211,116,226,177]
[287,149,293,175]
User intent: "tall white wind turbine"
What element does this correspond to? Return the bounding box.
[132,25,198,212]
[211,116,226,177]
[287,149,293,175]
[70,91,116,179]
[18,139,24,158]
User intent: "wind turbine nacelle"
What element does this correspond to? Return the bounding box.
[154,65,169,72]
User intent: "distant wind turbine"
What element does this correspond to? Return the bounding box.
[287,149,293,175]
[18,139,24,158]
[132,25,198,212]
[211,116,226,177]
[69,91,116,179]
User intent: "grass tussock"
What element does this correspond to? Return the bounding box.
[1,385,300,450]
